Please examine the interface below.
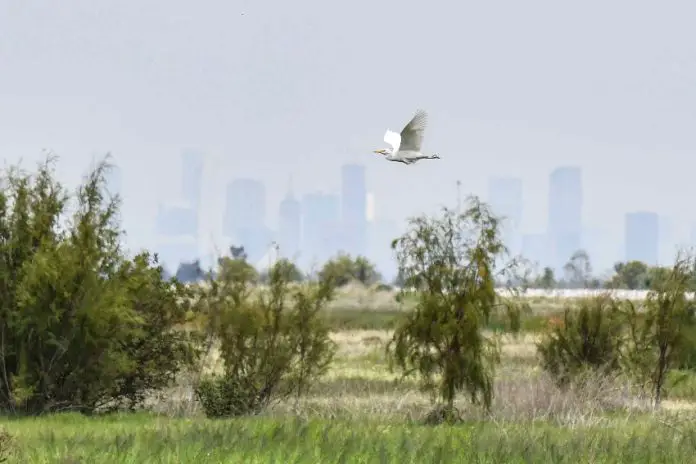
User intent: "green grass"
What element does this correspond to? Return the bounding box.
[4,413,696,463]
[325,307,561,332]
[5,295,696,463]
[666,369,696,401]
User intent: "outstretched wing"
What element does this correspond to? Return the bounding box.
[399,109,428,152]
[383,129,401,151]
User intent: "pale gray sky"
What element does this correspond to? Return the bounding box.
[1,0,695,270]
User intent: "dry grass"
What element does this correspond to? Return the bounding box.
[326,282,412,312]
[0,427,13,463]
[143,328,696,426]
[326,284,576,317]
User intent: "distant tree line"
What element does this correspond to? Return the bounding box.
[173,249,382,288]
[528,249,696,292]
[174,245,682,293]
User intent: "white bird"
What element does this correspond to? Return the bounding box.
[373,109,440,165]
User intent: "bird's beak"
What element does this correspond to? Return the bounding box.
[373,149,383,155]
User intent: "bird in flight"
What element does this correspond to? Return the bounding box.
[373,109,440,165]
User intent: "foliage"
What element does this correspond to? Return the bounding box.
[607,261,650,289]
[606,260,696,291]
[0,157,198,414]
[621,254,696,407]
[108,254,201,410]
[386,197,526,419]
[319,253,381,287]
[534,267,556,290]
[562,250,592,288]
[259,258,303,284]
[217,254,259,284]
[194,257,336,418]
[673,323,696,371]
[537,295,625,388]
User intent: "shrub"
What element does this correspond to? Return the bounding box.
[622,254,696,407]
[537,295,625,388]
[0,157,198,414]
[386,197,526,421]
[259,258,303,284]
[107,254,201,410]
[194,258,336,418]
[673,322,696,371]
[319,254,381,287]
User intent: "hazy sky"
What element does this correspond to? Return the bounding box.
[2,0,695,264]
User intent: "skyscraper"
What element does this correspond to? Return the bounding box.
[340,164,367,257]
[625,212,659,265]
[302,192,340,267]
[153,152,204,270]
[547,166,583,273]
[487,177,523,254]
[155,151,203,238]
[278,183,301,262]
[223,178,270,262]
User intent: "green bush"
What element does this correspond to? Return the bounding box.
[621,255,696,407]
[194,258,336,418]
[0,158,198,414]
[674,322,696,371]
[319,254,381,287]
[537,295,625,388]
[259,258,303,284]
[387,198,525,421]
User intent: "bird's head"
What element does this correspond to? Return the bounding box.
[373,148,391,156]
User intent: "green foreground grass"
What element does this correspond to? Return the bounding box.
[324,307,554,332]
[4,413,696,463]
[4,298,696,463]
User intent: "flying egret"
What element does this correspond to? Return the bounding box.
[373,109,440,165]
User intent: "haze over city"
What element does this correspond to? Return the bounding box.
[2,0,696,278]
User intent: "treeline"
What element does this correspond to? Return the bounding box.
[175,245,687,293]
[529,250,696,291]
[1,158,694,423]
[173,251,383,287]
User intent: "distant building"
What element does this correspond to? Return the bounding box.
[278,182,301,262]
[302,192,340,268]
[223,178,271,262]
[341,164,368,257]
[487,177,523,255]
[155,151,204,238]
[547,166,583,273]
[625,212,659,265]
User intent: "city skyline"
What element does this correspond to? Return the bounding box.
[133,152,676,278]
[4,1,696,267]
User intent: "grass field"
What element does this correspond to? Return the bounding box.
[3,291,696,463]
[5,413,696,463]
